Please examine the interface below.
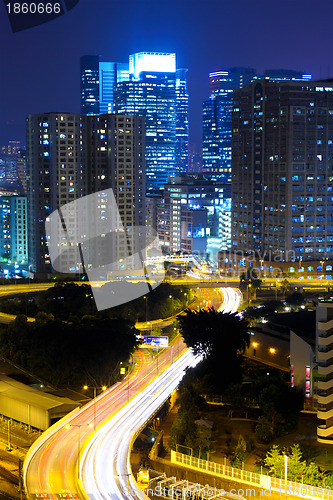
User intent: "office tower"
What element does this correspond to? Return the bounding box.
[263,69,312,83]
[202,68,256,181]
[80,56,129,116]
[26,113,89,274]
[26,113,145,275]
[316,300,333,443]
[89,114,146,259]
[202,68,312,182]
[80,55,100,116]
[0,141,21,184]
[1,141,21,156]
[0,195,28,263]
[81,52,189,192]
[232,79,333,261]
[175,68,189,173]
[158,174,231,258]
[17,148,28,195]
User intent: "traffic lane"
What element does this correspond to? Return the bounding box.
[24,340,184,498]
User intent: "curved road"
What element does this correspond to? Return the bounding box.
[22,287,240,499]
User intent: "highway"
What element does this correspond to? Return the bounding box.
[23,287,240,500]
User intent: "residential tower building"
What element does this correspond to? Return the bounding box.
[231,79,333,262]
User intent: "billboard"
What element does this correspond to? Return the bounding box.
[138,336,169,348]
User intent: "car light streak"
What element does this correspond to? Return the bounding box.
[23,288,239,500]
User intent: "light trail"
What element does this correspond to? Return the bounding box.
[23,288,239,500]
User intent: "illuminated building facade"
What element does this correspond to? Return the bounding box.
[80,55,129,116]
[0,195,28,263]
[27,113,145,275]
[81,52,189,192]
[232,80,333,262]
[158,174,231,258]
[203,68,312,182]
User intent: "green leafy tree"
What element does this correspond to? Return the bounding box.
[288,444,307,481]
[256,375,303,440]
[255,413,276,444]
[285,291,305,310]
[232,434,247,467]
[264,445,284,476]
[280,279,291,298]
[263,444,323,485]
[239,269,262,293]
[178,308,249,358]
[177,308,249,392]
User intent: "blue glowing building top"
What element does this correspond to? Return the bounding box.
[81,52,189,193]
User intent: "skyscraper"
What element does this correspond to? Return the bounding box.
[81,52,189,192]
[0,195,27,263]
[202,68,312,182]
[158,174,231,258]
[26,113,145,275]
[231,79,333,261]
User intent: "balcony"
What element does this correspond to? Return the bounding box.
[317,406,333,420]
[317,378,333,391]
[317,424,333,441]
[318,332,333,346]
[318,318,333,332]
[317,350,333,362]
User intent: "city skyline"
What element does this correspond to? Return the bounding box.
[1,0,333,148]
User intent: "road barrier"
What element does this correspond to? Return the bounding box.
[171,451,333,500]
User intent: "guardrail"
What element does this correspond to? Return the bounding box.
[171,451,333,500]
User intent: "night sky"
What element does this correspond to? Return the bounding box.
[1,0,333,150]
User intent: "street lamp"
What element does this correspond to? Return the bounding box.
[28,264,32,287]
[65,422,92,478]
[143,295,148,322]
[247,283,252,307]
[83,385,107,430]
[284,454,288,485]
[169,295,174,316]
[184,292,188,307]
[320,260,324,279]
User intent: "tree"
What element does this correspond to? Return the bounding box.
[177,308,250,392]
[285,291,305,310]
[263,444,323,485]
[288,444,307,481]
[239,268,262,293]
[264,445,284,476]
[280,279,291,299]
[178,308,249,358]
[255,374,303,442]
[232,434,247,466]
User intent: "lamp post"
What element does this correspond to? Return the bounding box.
[83,385,107,430]
[143,295,148,322]
[28,264,32,287]
[260,259,264,278]
[320,260,324,279]
[247,283,252,307]
[169,295,174,316]
[284,454,288,485]
[65,422,92,478]
[7,419,12,451]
